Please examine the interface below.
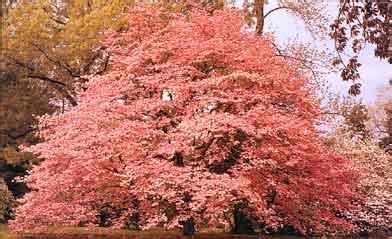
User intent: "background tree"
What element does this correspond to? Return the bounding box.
[330,0,392,95]
[328,132,392,234]
[2,0,134,106]
[243,0,333,82]
[344,102,371,141]
[368,81,392,154]
[380,100,392,153]
[247,0,328,37]
[323,83,392,234]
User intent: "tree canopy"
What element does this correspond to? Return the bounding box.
[10,5,359,235]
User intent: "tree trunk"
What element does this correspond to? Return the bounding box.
[255,0,265,35]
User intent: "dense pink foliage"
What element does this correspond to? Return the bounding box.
[11,5,360,235]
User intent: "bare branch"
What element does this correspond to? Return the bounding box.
[7,56,78,106]
[31,43,79,78]
[264,6,291,19]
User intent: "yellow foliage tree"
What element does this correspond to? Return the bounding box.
[2,0,135,106]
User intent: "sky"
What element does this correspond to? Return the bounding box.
[263,0,392,105]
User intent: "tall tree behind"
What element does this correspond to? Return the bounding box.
[243,0,334,86]
[2,0,134,106]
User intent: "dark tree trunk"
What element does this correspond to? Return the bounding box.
[180,217,195,236]
[233,204,254,234]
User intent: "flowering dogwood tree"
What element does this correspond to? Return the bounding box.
[10,5,360,235]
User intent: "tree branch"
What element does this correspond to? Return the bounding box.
[264,6,292,19]
[31,43,79,78]
[26,73,66,87]
[7,56,78,106]
[1,126,37,140]
[8,56,64,84]
[270,42,321,79]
